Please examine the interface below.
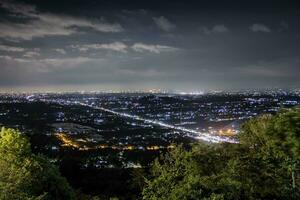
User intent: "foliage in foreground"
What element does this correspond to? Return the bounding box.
[142,107,300,200]
[0,106,299,200]
[0,127,75,200]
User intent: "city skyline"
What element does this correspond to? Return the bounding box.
[0,0,300,92]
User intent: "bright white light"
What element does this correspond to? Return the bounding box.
[79,102,238,144]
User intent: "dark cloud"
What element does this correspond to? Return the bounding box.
[0,0,300,91]
[153,16,176,32]
[199,25,230,35]
[0,0,123,40]
[249,24,271,33]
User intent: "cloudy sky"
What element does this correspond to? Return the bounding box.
[0,0,299,92]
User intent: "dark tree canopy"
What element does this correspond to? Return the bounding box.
[142,107,300,200]
[0,127,75,200]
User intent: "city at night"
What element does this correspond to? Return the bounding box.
[0,0,299,199]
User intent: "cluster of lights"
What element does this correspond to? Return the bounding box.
[33,96,239,144]
[78,102,238,144]
[55,133,175,151]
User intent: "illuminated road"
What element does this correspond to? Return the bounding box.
[78,102,238,143]
[32,96,238,144]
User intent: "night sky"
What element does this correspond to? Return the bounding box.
[0,0,299,92]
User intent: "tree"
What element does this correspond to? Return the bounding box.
[240,107,300,199]
[142,144,231,200]
[142,107,300,200]
[0,127,75,200]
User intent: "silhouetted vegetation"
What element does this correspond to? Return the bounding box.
[142,107,300,199]
[0,127,75,200]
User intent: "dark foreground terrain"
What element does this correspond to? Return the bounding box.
[0,91,299,199]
